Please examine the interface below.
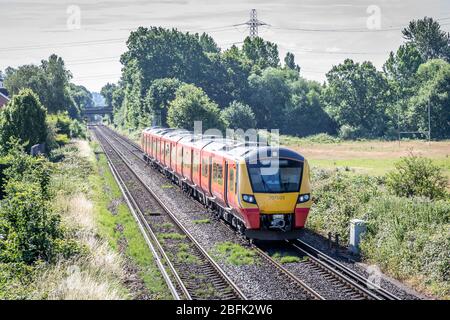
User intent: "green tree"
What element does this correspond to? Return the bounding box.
[405,59,450,139]
[323,59,390,138]
[4,54,76,116]
[220,101,256,130]
[247,67,297,129]
[0,89,47,152]
[100,82,117,107]
[143,78,183,126]
[167,84,224,131]
[284,52,300,72]
[242,37,280,70]
[285,79,336,136]
[198,33,220,53]
[402,17,450,61]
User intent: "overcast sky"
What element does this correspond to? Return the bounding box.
[0,0,449,92]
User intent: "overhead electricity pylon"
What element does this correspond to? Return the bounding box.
[235,9,268,39]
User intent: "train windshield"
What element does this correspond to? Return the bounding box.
[247,159,303,193]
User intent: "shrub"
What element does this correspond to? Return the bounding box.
[0,181,62,264]
[360,196,450,297]
[308,170,382,243]
[386,154,448,199]
[0,89,48,153]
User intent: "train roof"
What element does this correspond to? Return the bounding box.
[143,127,305,162]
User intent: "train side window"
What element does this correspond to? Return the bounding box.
[201,157,208,177]
[165,143,170,157]
[193,152,199,174]
[216,163,223,185]
[229,167,235,192]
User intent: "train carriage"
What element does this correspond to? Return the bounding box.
[142,127,312,240]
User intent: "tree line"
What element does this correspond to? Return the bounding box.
[102,17,450,139]
[0,54,89,153]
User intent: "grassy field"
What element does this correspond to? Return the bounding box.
[285,138,450,184]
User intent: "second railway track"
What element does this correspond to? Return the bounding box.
[91,125,246,300]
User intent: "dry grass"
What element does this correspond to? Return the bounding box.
[34,191,130,300]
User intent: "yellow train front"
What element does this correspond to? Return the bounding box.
[231,147,312,240]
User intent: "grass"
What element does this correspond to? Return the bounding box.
[214,242,256,266]
[89,141,172,300]
[282,137,450,185]
[32,141,130,299]
[272,252,306,264]
[192,219,210,224]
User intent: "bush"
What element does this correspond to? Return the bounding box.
[0,89,48,153]
[386,154,448,199]
[308,170,382,243]
[0,181,62,264]
[220,101,256,131]
[360,196,450,297]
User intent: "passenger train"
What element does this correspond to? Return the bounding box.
[141,127,312,240]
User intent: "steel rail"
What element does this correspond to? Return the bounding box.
[292,239,401,300]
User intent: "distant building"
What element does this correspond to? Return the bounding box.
[0,75,9,109]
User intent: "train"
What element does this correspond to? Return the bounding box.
[141,127,312,240]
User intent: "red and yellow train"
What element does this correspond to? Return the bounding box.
[141,127,312,240]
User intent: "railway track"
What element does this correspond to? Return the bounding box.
[288,240,401,300]
[91,125,246,300]
[92,125,401,301]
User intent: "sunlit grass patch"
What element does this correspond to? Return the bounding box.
[215,242,256,266]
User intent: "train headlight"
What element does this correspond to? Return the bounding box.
[242,194,257,204]
[298,194,310,203]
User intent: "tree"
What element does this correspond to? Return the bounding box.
[0,89,48,152]
[4,54,76,116]
[198,33,220,53]
[220,101,256,131]
[404,59,450,139]
[167,84,224,131]
[285,79,336,136]
[69,84,93,117]
[242,37,280,70]
[143,78,183,126]
[323,59,390,138]
[246,67,297,129]
[402,17,450,61]
[284,52,300,72]
[384,43,424,88]
[100,83,117,107]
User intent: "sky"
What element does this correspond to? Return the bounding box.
[0,0,449,93]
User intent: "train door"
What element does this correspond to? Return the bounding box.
[226,161,238,208]
[211,157,225,201]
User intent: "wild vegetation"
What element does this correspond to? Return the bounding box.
[102,17,450,140]
[308,154,449,298]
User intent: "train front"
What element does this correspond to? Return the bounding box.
[237,147,312,240]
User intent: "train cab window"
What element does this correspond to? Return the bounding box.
[229,167,235,192]
[201,157,209,177]
[247,159,303,193]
